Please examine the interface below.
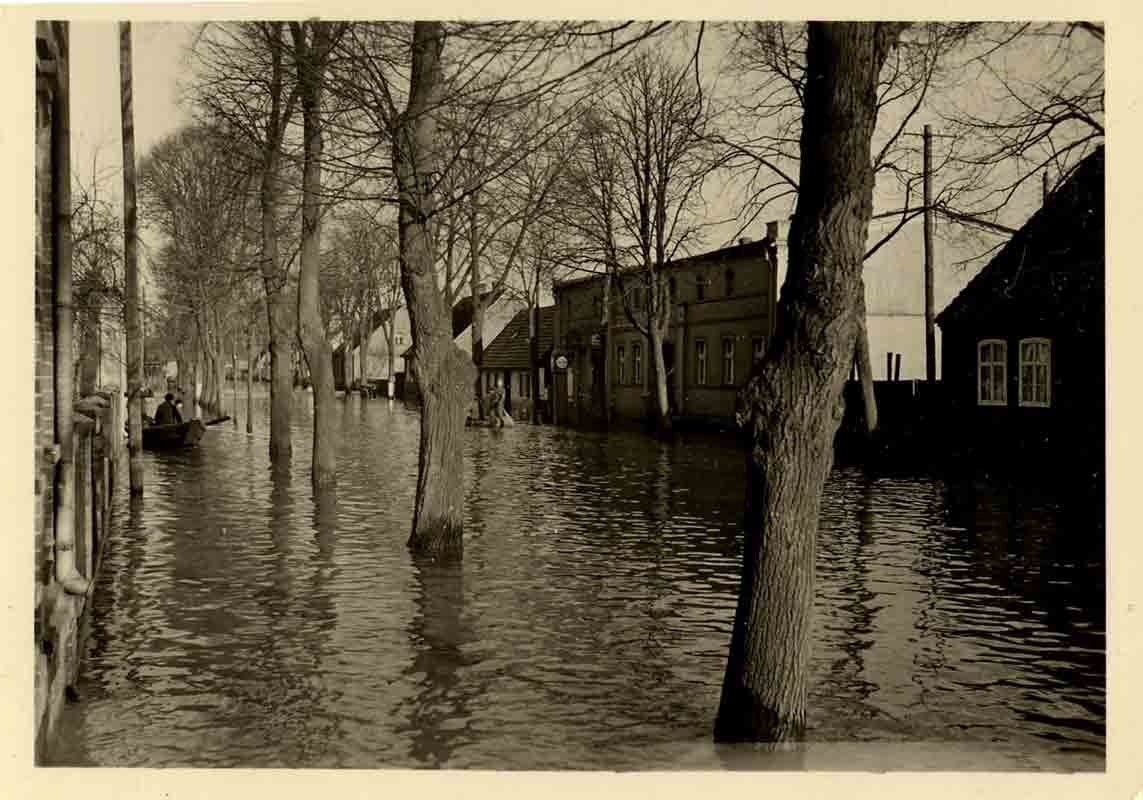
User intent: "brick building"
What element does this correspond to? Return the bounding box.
[550,226,782,426]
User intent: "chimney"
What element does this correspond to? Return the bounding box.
[765,219,789,295]
[738,236,752,245]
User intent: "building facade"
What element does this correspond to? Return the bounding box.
[551,226,782,426]
[936,147,1104,472]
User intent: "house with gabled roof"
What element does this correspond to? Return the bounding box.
[935,146,1104,471]
[478,305,556,421]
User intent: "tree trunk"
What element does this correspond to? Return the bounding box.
[715,22,902,743]
[470,261,485,419]
[396,22,476,559]
[293,20,337,489]
[260,21,293,464]
[649,321,672,431]
[854,294,878,436]
[246,322,254,433]
[51,21,90,595]
[120,21,143,495]
[387,321,397,398]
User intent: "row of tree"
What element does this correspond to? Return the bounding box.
[96,20,1100,742]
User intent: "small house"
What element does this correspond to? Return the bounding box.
[935,146,1104,470]
[479,305,556,421]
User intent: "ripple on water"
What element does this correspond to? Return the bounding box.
[44,394,1104,770]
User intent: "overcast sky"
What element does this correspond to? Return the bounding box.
[63,20,1097,317]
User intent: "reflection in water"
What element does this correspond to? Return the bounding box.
[45,394,1104,770]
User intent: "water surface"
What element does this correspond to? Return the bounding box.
[46,392,1105,770]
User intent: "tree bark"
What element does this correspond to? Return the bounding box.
[292,20,337,489]
[715,21,902,743]
[396,22,476,559]
[120,21,144,495]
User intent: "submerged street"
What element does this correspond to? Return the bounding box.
[44,393,1105,770]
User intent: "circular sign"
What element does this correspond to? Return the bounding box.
[555,355,569,370]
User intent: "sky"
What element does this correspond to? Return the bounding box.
[62,19,1097,328]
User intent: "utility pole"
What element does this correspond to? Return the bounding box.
[120,21,143,495]
[923,124,935,384]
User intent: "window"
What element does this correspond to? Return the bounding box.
[977,339,1007,406]
[696,339,708,385]
[617,345,627,384]
[1019,338,1051,407]
[632,342,643,384]
[752,336,766,364]
[396,333,405,346]
[722,338,735,385]
[725,268,736,297]
[669,276,677,301]
[696,275,706,302]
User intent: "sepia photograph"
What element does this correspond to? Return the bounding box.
[26,13,1114,779]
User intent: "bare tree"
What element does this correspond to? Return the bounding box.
[190,21,303,463]
[290,19,346,488]
[716,21,909,743]
[560,52,714,430]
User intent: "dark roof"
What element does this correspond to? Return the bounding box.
[399,287,505,360]
[480,306,556,370]
[936,146,1104,331]
[553,238,773,291]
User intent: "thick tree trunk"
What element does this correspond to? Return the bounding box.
[120,21,143,495]
[715,22,901,743]
[293,20,337,489]
[260,21,293,464]
[396,22,476,559]
[52,22,90,595]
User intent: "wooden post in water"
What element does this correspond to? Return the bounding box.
[232,334,238,426]
[120,21,143,495]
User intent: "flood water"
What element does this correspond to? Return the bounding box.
[45,391,1105,770]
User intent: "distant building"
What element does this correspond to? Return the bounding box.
[936,146,1104,466]
[551,226,781,426]
[478,305,555,421]
[399,289,518,403]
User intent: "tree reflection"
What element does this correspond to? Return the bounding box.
[401,556,474,767]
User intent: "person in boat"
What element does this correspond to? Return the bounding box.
[153,393,183,426]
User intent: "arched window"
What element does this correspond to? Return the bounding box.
[977,339,1007,406]
[725,268,736,297]
[1019,337,1051,407]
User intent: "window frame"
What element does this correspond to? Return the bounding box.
[632,342,643,385]
[1018,337,1052,408]
[722,337,735,386]
[977,338,1008,407]
[751,336,766,365]
[695,338,707,386]
[617,344,627,385]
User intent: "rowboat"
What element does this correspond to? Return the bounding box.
[141,416,230,450]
